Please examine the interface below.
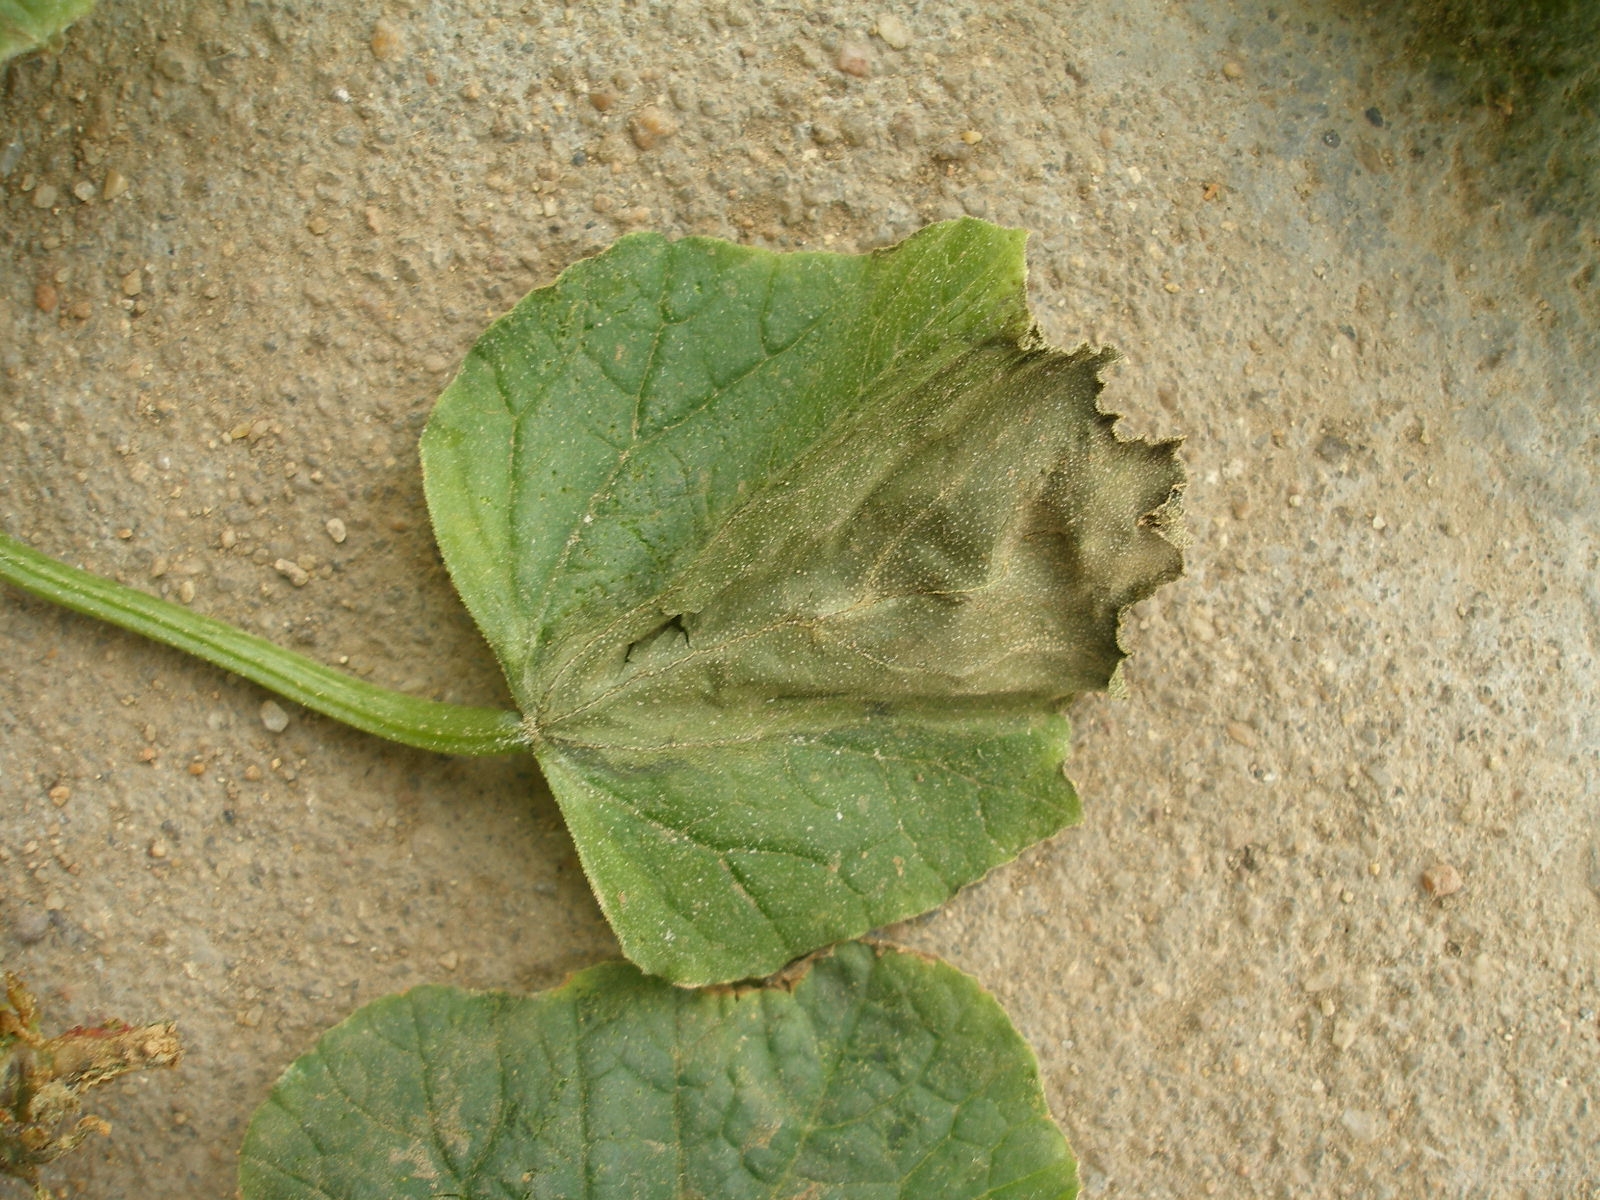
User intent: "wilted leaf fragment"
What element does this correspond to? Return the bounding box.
[239,941,1077,1200]
[0,973,182,1197]
[422,218,1184,984]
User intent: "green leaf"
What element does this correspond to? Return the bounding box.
[422,218,1184,985]
[238,941,1077,1200]
[0,0,97,62]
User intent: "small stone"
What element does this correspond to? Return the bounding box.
[1222,61,1244,81]
[325,517,347,544]
[1422,862,1463,898]
[237,1005,264,1028]
[960,129,983,146]
[836,40,873,78]
[13,906,51,943]
[34,282,58,313]
[260,700,290,733]
[629,106,677,150]
[459,80,482,102]
[243,764,263,781]
[370,19,405,61]
[588,89,618,112]
[103,168,129,200]
[1225,721,1259,749]
[438,950,460,971]
[154,46,195,83]
[121,269,143,297]
[274,558,311,587]
[187,759,207,776]
[148,839,169,859]
[839,114,872,146]
[177,579,196,604]
[48,784,70,806]
[1340,1108,1383,1142]
[31,183,58,209]
[72,179,96,202]
[874,13,912,49]
[306,215,330,236]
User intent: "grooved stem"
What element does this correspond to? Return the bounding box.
[0,531,526,757]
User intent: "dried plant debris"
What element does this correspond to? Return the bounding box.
[0,973,182,1198]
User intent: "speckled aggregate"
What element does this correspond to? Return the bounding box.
[1,1,1596,1196]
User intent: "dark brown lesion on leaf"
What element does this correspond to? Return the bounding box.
[1,973,183,1198]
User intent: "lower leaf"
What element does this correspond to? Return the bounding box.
[238,941,1077,1200]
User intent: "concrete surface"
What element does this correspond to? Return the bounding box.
[2,0,1597,1195]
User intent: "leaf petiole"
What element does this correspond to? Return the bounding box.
[0,531,526,757]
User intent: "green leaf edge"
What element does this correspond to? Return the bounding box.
[0,0,97,62]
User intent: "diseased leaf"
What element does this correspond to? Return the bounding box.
[238,941,1077,1200]
[422,218,1184,985]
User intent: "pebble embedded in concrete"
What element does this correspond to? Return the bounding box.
[260,700,290,733]
[875,14,912,50]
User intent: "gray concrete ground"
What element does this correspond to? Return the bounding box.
[2,0,1596,1195]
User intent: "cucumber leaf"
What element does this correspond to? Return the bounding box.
[238,941,1077,1200]
[421,218,1184,985]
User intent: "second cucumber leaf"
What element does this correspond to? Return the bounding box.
[422,218,1184,986]
[239,941,1078,1200]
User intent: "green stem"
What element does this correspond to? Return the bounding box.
[0,531,527,757]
